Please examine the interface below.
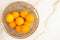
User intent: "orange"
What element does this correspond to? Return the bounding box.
[5,13,14,22]
[25,13,35,23]
[20,10,28,18]
[15,17,24,25]
[12,11,19,19]
[8,21,16,28]
[24,21,31,27]
[21,22,31,34]
[15,26,21,33]
[21,25,30,34]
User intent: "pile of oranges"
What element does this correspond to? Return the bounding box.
[5,10,35,34]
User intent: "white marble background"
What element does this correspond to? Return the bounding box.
[0,0,60,40]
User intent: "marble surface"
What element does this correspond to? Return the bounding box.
[0,0,60,40]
